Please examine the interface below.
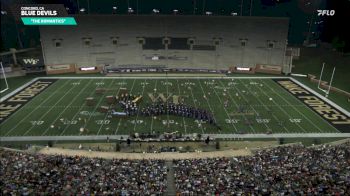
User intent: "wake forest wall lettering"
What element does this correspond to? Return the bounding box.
[0,79,57,123]
[274,79,350,133]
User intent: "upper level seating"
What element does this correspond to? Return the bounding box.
[192,45,216,51]
[142,37,165,50]
[168,38,190,50]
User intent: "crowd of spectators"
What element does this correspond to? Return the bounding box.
[174,143,350,195]
[0,149,167,195]
[1,142,349,195]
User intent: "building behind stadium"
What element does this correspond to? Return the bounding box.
[39,15,289,73]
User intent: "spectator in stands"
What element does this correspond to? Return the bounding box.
[174,143,350,195]
[0,149,167,195]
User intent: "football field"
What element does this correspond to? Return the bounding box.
[1,76,349,139]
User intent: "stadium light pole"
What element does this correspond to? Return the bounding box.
[77,0,80,13]
[87,0,90,14]
[250,0,253,16]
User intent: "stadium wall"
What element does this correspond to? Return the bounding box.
[39,15,289,71]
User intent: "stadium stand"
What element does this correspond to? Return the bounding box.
[174,143,350,195]
[1,143,349,195]
[143,38,165,50]
[192,45,216,51]
[168,38,190,50]
[0,149,167,195]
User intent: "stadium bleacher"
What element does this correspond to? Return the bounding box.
[174,143,350,195]
[0,149,167,195]
[1,142,349,195]
[168,38,190,50]
[142,38,165,50]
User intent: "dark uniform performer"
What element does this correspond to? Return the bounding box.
[117,94,217,126]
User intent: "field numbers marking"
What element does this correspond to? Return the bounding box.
[256,119,270,123]
[30,121,44,125]
[289,118,302,123]
[96,120,110,125]
[225,119,239,124]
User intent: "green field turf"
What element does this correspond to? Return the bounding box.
[0,77,345,137]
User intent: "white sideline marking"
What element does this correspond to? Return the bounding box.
[41,81,95,135]
[290,78,350,117]
[23,80,82,136]
[3,80,71,136]
[236,79,287,133]
[37,76,291,80]
[260,79,316,133]
[0,78,39,102]
[1,133,350,141]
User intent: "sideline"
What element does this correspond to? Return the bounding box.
[1,133,350,142]
[38,147,252,160]
[0,78,39,102]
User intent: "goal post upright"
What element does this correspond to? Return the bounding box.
[325,67,335,98]
[0,62,9,94]
[318,62,325,90]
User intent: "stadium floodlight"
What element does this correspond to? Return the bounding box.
[231,12,238,16]
[0,62,9,94]
[205,11,212,15]
[128,7,134,13]
[113,6,118,10]
[79,8,86,12]
[152,9,160,14]
[173,9,179,14]
[1,10,7,15]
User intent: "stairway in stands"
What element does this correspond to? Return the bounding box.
[165,161,177,195]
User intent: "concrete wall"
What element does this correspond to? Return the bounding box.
[40,15,289,70]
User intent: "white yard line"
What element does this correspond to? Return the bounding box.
[255,79,308,133]
[176,79,187,134]
[23,79,82,136]
[150,80,158,132]
[96,78,123,135]
[165,77,170,129]
[114,79,136,135]
[59,78,105,137]
[78,79,115,135]
[237,79,289,133]
[203,79,238,133]
[186,79,205,134]
[41,80,93,136]
[3,80,71,136]
[265,79,338,133]
[217,79,256,134]
[133,79,147,132]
